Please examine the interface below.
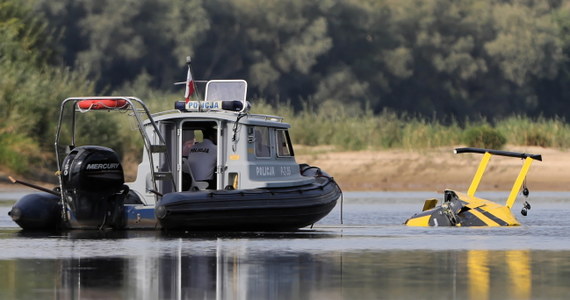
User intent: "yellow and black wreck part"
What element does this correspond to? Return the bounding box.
[405,147,542,227]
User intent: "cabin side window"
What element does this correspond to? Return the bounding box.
[254,127,271,158]
[276,129,294,157]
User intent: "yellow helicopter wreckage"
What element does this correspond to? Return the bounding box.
[405,147,542,227]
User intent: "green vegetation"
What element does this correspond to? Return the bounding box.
[495,116,570,148]
[462,126,507,149]
[31,0,570,120]
[0,0,94,174]
[3,0,570,180]
[252,102,570,151]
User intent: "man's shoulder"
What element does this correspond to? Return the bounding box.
[201,139,216,148]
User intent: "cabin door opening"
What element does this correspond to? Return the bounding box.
[179,120,220,191]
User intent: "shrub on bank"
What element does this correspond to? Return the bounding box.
[462,126,507,149]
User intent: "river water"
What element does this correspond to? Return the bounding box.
[1,191,570,300]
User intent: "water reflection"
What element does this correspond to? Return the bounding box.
[2,193,570,299]
[1,237,570,299]
[467,250,531,300]
[506,251,531,300]
[468,250,490,300]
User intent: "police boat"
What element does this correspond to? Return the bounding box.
[8,60,342,231]
[405,147,541,227]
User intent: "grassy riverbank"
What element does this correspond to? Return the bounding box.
[253,102,570,150]
[2,98,570,184]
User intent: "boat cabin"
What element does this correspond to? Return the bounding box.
[127,80,314,205]
[54,80,313,207]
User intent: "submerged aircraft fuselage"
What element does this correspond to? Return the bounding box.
[405,148,541,227]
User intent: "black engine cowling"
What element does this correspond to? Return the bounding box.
[61,145,127,229]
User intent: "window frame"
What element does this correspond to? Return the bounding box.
[275,129,294,157]
[254,126,272,158]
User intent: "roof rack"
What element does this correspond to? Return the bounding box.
[247,114,284,122]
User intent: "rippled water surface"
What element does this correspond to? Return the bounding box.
[1,191,570,299]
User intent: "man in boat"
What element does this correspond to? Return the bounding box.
[185,128,217,189]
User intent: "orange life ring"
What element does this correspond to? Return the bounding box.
[78,99,128,110]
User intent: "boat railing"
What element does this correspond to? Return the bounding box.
[55,96,176,199]
[151,109,185,118]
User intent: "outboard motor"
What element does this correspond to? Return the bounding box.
[60,145,128,229]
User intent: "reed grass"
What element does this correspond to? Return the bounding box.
[252,101,570,151]
[495,115,570,148]
[4,91,570,180]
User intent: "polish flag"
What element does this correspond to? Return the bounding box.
[184,65,196,102]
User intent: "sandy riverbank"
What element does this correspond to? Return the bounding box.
[1,145,568,193]
[296,145,570,192]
